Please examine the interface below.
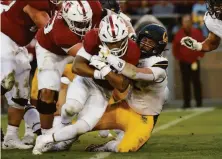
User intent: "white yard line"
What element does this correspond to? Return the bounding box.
[162,107,215,113]
[89,107,215,159]
[153,107,215,133]
[89,152,111,159]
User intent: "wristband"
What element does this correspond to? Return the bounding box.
[100,65,112,77]
[195,42,203,51]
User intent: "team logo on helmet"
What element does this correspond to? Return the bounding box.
[163,32,168,43]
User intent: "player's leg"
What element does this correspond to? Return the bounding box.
[88,103,158,152]
[0,32,17,96]
[33,78,108,154]
[30,69,38,106]
[32,76,88,154]
[191,61,202,107]
[35,43,72,132]
[179,62,192,108]
[53,82,68,127]
[22,123,35,145]
[52,91,108,142]
[3,48,34,149]
[20,68,40,145]
[116,116,155,152]
[53,64,75,127]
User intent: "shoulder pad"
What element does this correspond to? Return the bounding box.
[204,12,222,38]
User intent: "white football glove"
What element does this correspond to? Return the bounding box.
[98,46,126,72]
[98,45,111,60]
[106,54,126,72]
[90,55,112,79]
[180,36,202,51]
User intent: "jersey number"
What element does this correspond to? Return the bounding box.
[44,11,57,34]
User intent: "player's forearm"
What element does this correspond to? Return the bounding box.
[201,38,220,52]
[106,54,154,81]
[72,56,95,78]
[105,72,130,93]
[121,63,154,81]
[23,5,50,28]
[72,61,94,78]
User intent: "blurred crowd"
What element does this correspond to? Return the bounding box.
[121,1,208,41]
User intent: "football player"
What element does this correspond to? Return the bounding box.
[181,0,221,52]
[32,14,140,155]
[86,24,169,152]
[1,0,58,149]
[33,0,103,134]
[33,0,136,134]
[0,0,13,145]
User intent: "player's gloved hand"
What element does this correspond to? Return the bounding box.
[98,45,111,60]
[98,45,126,72]
[90,55,112,79]
[106,54,126,72]
[180,36,202,51]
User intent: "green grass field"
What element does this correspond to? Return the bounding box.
[1,107,222,159]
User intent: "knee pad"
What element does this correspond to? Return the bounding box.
[36,90,58,114]
[11,97,28,106]
[62,99,84,117]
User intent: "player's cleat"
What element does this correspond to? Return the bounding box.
[22,134,35,145]
[32,135,54,155]
[2,135,33,150]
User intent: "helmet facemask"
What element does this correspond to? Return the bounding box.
[139,37,156,54]
[207,0,222,19]
[50,0,61,4]
[102,37,128,57]
[65,18,92,37]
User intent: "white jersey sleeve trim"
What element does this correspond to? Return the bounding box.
[76,47,92,61]
[61,47,72,53]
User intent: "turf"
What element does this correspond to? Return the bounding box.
[1,107,222,159]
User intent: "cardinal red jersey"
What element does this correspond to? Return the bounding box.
[1,0,57,46]
[1,0,12,5]
[36,0,103,56]
[83,29,141,90]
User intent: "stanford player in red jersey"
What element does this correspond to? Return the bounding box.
[32,14,140,155]
[1,0,59,150]
[34,0,104,133]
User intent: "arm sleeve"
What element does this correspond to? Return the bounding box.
[129,67,166,82]
[149,67,167,83]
